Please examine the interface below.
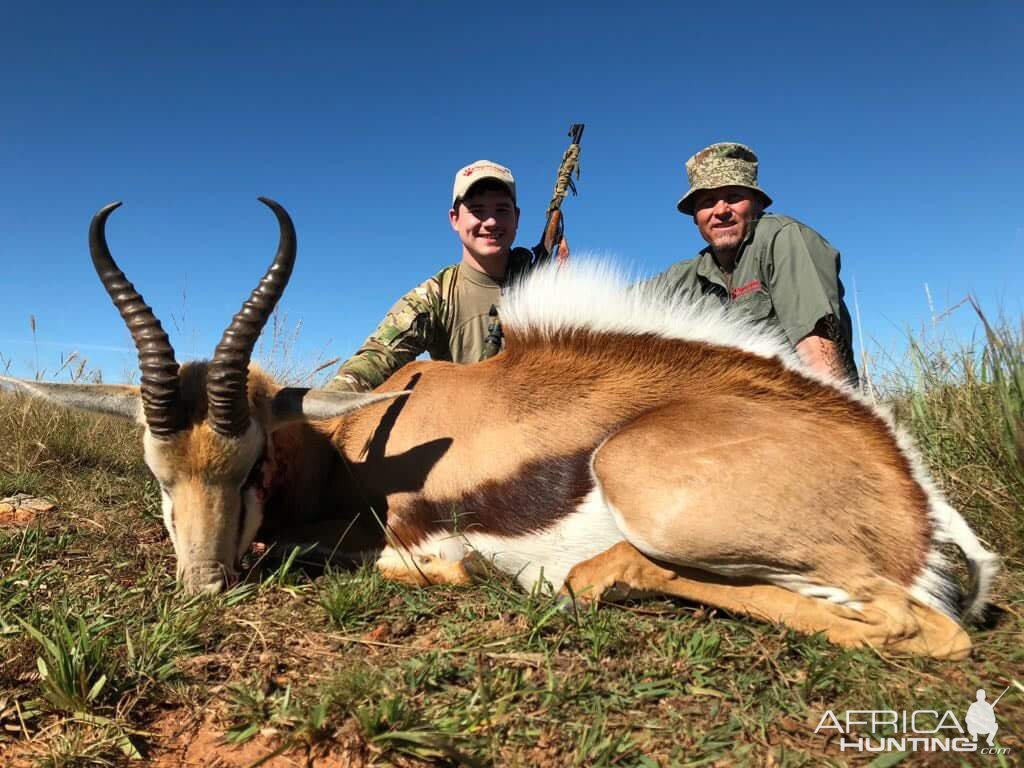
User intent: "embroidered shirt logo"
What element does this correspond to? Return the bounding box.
[731,279,762,300]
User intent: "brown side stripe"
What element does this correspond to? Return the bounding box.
[388,449,595,546]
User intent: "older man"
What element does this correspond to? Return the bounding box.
[653,142,858,384]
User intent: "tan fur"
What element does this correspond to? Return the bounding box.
[591,397,928,588]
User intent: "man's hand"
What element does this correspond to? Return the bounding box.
[796,317,851,385]
[556,235,570,265]
[324,373,371,393]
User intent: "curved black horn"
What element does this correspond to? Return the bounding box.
[89,202,185,438]
[207,198,297,437]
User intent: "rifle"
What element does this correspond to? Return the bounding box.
[480,124,585,362]
[532,123,585,268]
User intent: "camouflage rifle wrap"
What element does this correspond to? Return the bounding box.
[479,304,503,361]
[533,123,585,268]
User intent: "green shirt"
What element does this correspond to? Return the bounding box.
[330,248,533,391]
[651,213,858,380]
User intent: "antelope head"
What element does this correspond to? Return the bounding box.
[1,200,402,594]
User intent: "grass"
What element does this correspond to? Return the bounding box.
[0,315,1022,766]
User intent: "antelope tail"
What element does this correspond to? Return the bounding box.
[933,501,1000,623]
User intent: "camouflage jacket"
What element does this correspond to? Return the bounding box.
[329,248,534,392]
[649,214,858,382]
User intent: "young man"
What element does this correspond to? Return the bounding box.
[328,160,535,392]
[652,142,858,384]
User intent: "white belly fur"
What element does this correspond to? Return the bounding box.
[410,485,627,593]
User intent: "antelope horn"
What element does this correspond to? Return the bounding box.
[207,198,297,437]
[90,202,185,438]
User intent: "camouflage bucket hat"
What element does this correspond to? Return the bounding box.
[676,142,772,215]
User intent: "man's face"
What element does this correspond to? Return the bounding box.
[449,188,519,261]
[693,186,764,253]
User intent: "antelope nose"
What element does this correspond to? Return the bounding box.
[182,561,232,595]
[196,580,225,596]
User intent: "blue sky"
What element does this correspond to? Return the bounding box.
[1,2,1021,383]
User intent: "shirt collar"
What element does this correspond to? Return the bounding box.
[460,248,532,288]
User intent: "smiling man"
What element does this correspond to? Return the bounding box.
[329,160,535,392]
[653,142,858,384]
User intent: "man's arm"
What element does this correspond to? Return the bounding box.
[765,222,858,385]
[796,318,849,383]
[326,276,444,392]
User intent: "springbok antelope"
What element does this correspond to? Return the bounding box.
[1,199,998,660]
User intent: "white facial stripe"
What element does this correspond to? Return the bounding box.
[143,429,180,487]
[160,488,178,552]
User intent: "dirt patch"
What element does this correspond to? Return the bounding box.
[0,495,56,526]
[144,709,372,768]
[146,710,295,768]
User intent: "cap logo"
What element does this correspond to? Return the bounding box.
[464,163,508,177]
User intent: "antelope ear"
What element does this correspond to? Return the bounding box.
[0,375,142,421]
[264,387,410,430]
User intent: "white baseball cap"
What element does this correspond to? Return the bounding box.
[452,160,516,205]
